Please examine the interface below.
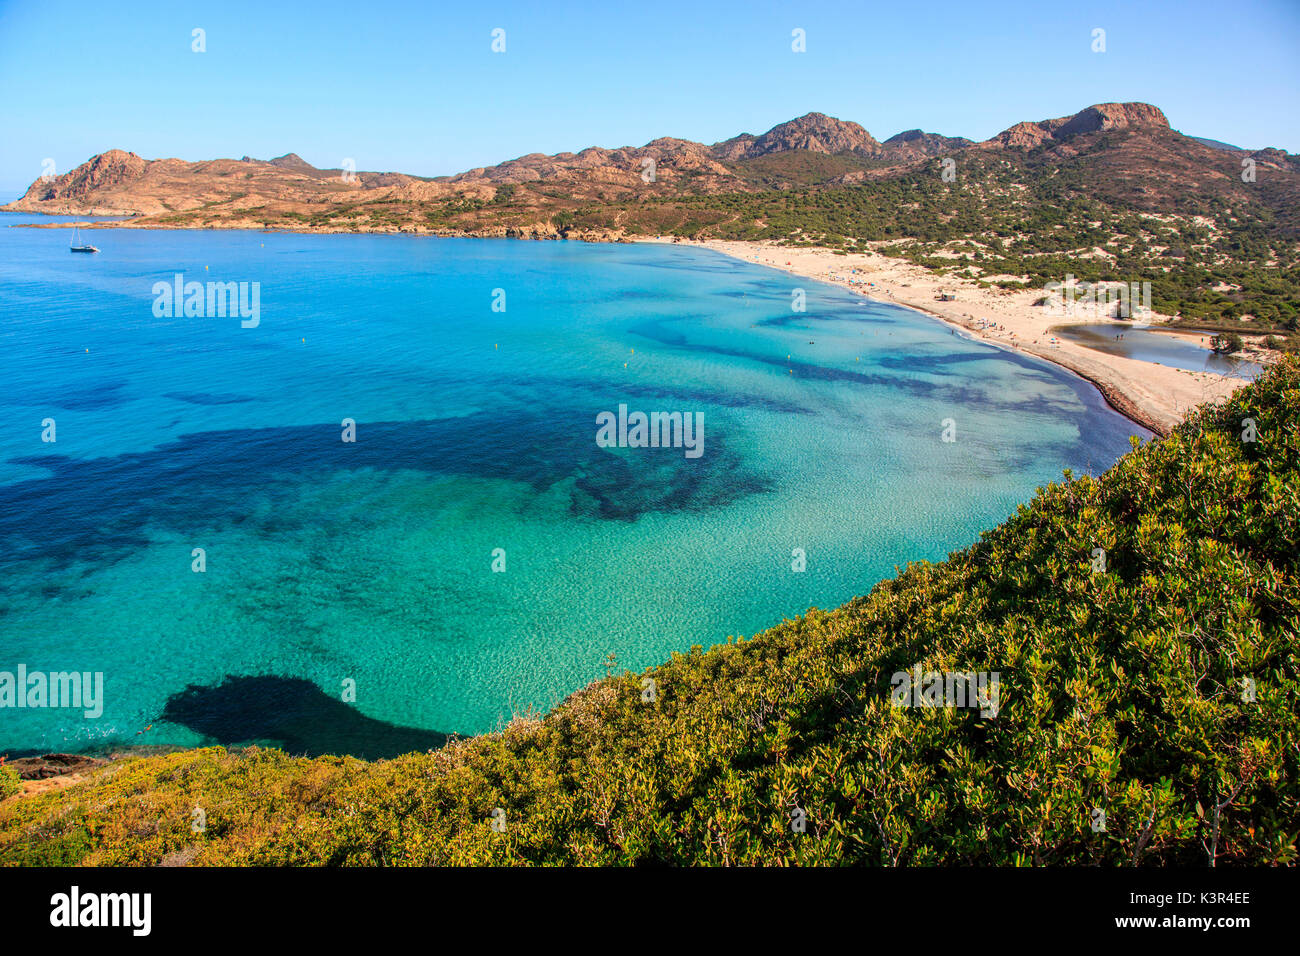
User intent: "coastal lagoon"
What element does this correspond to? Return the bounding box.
[0,217,1148,756]
[1052,322,1263,378]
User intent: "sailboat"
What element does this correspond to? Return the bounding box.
[70,225,99,254]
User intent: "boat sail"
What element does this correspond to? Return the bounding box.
[70,225,99,254]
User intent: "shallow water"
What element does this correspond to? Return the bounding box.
[1052,322,1262,378]
[0,216,1149,757]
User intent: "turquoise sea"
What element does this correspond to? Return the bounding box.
[0,216,1149,757]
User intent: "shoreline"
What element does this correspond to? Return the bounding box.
[6,212,1256,435]
[3,214,632,243]
[646,238,1255,436]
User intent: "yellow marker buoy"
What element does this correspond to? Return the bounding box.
[205,265,209,270]
[494,343,498,349]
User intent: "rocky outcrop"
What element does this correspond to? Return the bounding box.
[10,148,148,210]
[986,120,1062,150]
[712,112,883,160]
[7,752,106,780]
[983,102,1170,149]
[447,136,734,191]
[1249,146,1299,173]
[268,152,317,172]
[882,129,975,160]
[1054,102,1170,138]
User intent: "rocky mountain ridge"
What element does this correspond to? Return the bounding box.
[6,101,1230,219]
[5,101,1296,260]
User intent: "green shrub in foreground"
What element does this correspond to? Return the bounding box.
[0,763,20,802]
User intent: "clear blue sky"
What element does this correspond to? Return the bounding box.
[1,0,1296,194]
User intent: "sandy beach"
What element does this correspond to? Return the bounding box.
[650,238,1256,435]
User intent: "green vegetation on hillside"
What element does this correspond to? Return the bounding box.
[624,149,1299,337]
[3,361,1297,867]
[0,762,19,802]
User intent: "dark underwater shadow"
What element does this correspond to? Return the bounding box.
[3,401,771,577]
[160,674,450,760]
